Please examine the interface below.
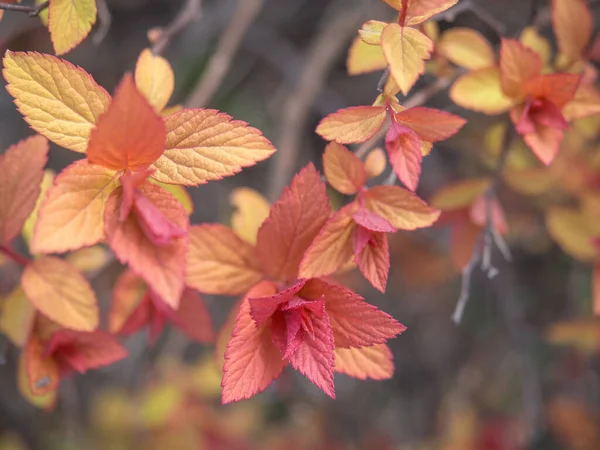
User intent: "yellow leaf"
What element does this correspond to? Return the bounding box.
[48,0,97,55]
[21,256,99,331]
[138,384,183,428]
[546,320,600,354]
[3,51,111,153]
[152,181,194,215]
[520,27,551,69]
[229,187,270,244]
[0,286,35,347]
[135,48,175,113]
[381,24,433,95]
[335,344,394,380]
[552,0,592,62]
[22,169,54,247]
[438,27,495,70]
[546,207,600,261]
[31,161,119,254]
[450,67,514,115]
[65,246,110,273]
[347,36,388,76]
[151,109,275,186]
[430,178,490,210]
[35,0,48,25]
[358,20,386,45]
[364,148,387,178]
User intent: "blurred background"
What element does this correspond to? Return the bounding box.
[0,0,599,449]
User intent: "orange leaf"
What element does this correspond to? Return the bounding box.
[552,0,592,61]
[87,74,166,171]
[450,67,514,115]
[394,107,466,142]
[109,269,147,334]
[18,346,56,410]
[438,27,495,70]
[385,124,423,191]
[135,48,174,113]
[383,0,459,26]
[525,73,580,109]
[562,84,600,121]
[316,106,386,145]
[0,286,35,347]
[335,344,394,380]
[356,231,390,292]
[381,24,433,95]
[186,224,263,295]
[169,288,214,343]
[364,148,387,178]
[346,36,387,75]
[151,109,275,186]
[299,203,357,279]
[499,39,542,99]
[256,164,330,282]
[222,282,286,404]
[364,185,440,230]
[323,142,367,195]
[593,261,600,316]
[229,188,270,244]
[21,256,99,331]
[0,135,49,244]
[104,183,188,308]
[3,51,111,153]
[24,333,59,396]
[32,160,119,253]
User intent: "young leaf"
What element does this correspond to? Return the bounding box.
[346,37,388,76]
[355,231,390,293]
[385,124,423,191]
[316,106,386,144]
[0,286,35,347]
[151,109,275,186]
[222,282,286,404]
[21,256,99,331]
[186,224,263,295]
[499,39,542,99]
[3,51,111,153]
[135,49,175,113]
[256,164,330,282]
[32,160,119,253]
[335,344,394,380]
[526,73,580,109]
[104,183,188,308]
[229,188,270,244]
[300,278,406,348]
[450,67,514,115]
[24,333,59,396]
[323,142,367,195]
[109,270,147,334]
[87,74,166,171]
[552,0,592,61]
[353,208,395,232]
[48,0,97,55]
[364,185,441,230]
[394,107,466,142]
[0,135,49,244]
[381,24,433,95]
[438,27,495,70]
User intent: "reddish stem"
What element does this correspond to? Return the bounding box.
[0,245,30,267]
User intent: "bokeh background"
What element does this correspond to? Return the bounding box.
[0,0,599,449]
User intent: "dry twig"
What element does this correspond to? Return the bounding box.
[152,0,202,56]
[0,1,47,16]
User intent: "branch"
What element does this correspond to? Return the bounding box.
[185,0,263,107]
[151,0,202,56]
[0,1,47,16]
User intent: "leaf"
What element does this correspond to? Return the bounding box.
[229,188,270,244]
[499,39,542,99]
[3,51,111,153]
[364,148,387,178]
[48,0,97,55]
[323,142,367,195]
[450,67,514,115]
[152,182,194,216]
[104,183,188,308]
[299,204,357,279]
[32,160,119,253]
[46,330,128,374]
[24,333,59,396]
[0,135,49,244]
[520,27,552,68]
[335,344,394,380]
[300,278,406,348]
[359,20,386,45]
[394,107,466,142]
[385,123,423,191]
[186,224,263,295]
[222,282,286,404]
[0,286,35,347]
[353,208,395,232]
[510,106,565,166]
[151,109,275,186]
[546,207,599,261]
[546,320,600,354]
[438,27,495,70]
[430,178,491,210]
[256,164,330,282]
[356,231,390,293]
[87,74,166,171]
[381,24,433,95]
[552,0,592,61]
[21,256,99,331]
[364,185,440,229]
[109,269,147,333]
[18,347,56,410]
[346,37,387,76]
[287,312,336,398]
[22,169,55,247]
[384,0,459,25]
[168,288,214,343]
[35,0,48,25]
[135,48,174,113]
[526,73,580,109]
[316,106,386,145]
[562,84,600,121]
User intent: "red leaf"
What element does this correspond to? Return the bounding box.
[256,163,330,282]
[249,280,306,327]
[222,282,286,403]
[163,288,214,343]
[353,207,395,232]
[356,231,390,293]
[119,168,154,221]
[109,269,147,334]
[299,278,406,348]
[393,107,466,142]
[133,190,187,246]
[87,74,166,172]
[352,224,372,258]
[385,123,423,191]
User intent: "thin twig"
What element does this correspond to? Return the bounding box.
[0,1,48,16]
[151,0,202,56]
[92,0,112,45]
[452,244,482,324]
[267,1,365,201]
[185,0,263,107]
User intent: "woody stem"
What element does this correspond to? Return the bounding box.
[0,1,48,16]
